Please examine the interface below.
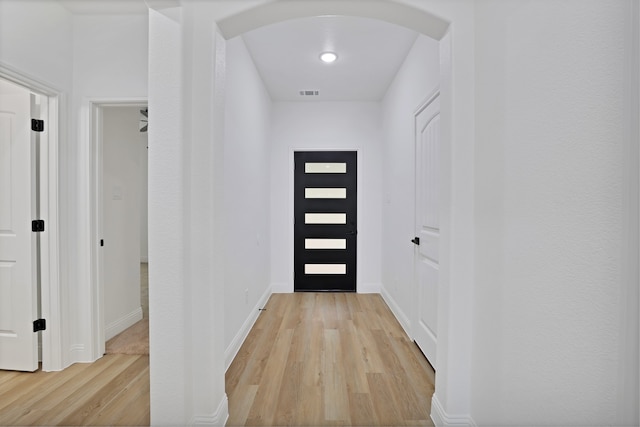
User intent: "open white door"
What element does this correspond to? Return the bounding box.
[0,80,38,371]
[413,92,441,367]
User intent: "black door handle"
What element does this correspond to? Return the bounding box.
[411,237,420,245]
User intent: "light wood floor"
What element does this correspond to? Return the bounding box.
[226,293,436,426]
[0,354,149,426]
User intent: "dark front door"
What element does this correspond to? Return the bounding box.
[294,151,357,292]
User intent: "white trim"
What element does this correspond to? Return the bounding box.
[357,282,381,293]
[190,394,229,426]
[140,256,149,263]
[430,394,477,427]
[380,283,412,338]
[225,286,272,371]
[0,63,63,372]
[105,307,144,341]
[88,98,148,361]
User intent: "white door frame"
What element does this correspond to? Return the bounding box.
[0,64,62,372]
[88,98,148,360]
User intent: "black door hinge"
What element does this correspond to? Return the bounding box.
[31,119,44,132]
[33,319,46,332]
[32,220,45,232]
[100,239,104,247]
[411,237,420,245]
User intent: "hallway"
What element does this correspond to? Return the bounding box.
[226,293,435,426]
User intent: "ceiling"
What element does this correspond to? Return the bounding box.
[58,0,148,15]
[241,16,419,102]
[56,2,421,102]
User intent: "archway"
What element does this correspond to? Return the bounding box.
[147,1,476,425]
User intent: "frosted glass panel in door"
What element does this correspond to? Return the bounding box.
[305,238,347,250]
[305,213,346,224]
[305,188,347,199]
[305,163,347,173]
[305,264,347,275]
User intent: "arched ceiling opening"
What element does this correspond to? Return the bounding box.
[217,0,450,41]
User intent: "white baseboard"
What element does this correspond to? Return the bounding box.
[191,394,228,426]
[225,286,272,371]
[380,283,412,338]
[431,394,476,427]
[358,282,381,293]
[271,282,291,293]
[105,307,143,340]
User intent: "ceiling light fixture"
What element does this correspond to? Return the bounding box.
[320,52,338,63]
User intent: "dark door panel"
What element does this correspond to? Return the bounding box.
[294,151,357,292]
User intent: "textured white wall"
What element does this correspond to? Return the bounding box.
[270,102,383,293]
[148,7,188,424]
[472,1,638,425]
[224,36,272,356]
[102,107,144,338]
[380,35,440,331]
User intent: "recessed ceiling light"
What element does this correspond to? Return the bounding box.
[320,52,338,63]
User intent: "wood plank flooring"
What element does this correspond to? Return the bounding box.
[226,293,435,426]
[0,354,149,426]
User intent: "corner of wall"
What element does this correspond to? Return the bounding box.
[430,394,477,427]
[358,282,382,293]
[190,393,228,426]
[271,282,292,293]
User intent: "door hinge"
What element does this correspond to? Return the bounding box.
[411,237,420,245]
[33,319,46,332]
[100,239,104,247]
[32,220,45,232]
[31,119,44,132]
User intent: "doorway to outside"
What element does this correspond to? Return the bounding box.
[90,102,148,357]
[294,151,357,292]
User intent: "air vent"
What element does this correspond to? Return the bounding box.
[299,90,320,96]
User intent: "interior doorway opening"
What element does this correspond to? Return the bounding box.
[220,9,446,423]
[90,101,149,358]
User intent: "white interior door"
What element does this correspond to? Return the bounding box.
[0,80,38,371]
[413,92,441,367]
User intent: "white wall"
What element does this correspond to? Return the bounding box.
[102,106,145,339]
[224,36,273,365]
[71,13,148,361]
[472,0,638,425]
[270,102,383,293]
[380,35,440,332]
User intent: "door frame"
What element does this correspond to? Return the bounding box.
[0,64,62,371]
[88,98,148,359]
[285,148,362,293]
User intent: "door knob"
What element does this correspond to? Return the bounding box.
[411,237,420,245]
